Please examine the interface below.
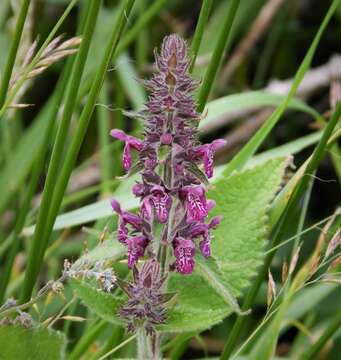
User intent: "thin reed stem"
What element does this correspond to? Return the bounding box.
[0,0,31,108]
[189,0,213,73]
[196,0,240,112]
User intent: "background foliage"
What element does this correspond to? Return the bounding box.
[0,0,340,359]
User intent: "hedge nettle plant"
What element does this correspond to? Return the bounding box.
[1,1,341,359]
[110,34,225,355]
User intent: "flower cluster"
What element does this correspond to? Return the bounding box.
[111,34,225,275]
[119,260,170,334]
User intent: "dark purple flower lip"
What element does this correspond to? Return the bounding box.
[174,237,195,274]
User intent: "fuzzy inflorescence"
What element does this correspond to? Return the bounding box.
[110,34,225,332]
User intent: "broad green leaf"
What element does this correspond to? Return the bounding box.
[72,158,287,332]
[210,158,288,287]
[200,91,322,132]
[0,325,65,360]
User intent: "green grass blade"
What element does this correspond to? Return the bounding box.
[97,79,112,196]
[116,0,167,55]
[197,0,240,112]
[221,0,340,179]
[20,0,102,303]
[135,0,148,71]
[0,0,31,107]
[189,0,213,73]
[0,97,54,216]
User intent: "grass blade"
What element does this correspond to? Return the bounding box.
[0,0,31,107]
[97,79,112,196]
[116,0,167,55]
[189,0,213,73]
[221,0,340,179]
[197,0,240,112]
[20,0,102,303]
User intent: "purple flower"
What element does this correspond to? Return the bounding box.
[111,199,142,243]
[160,133,173,145]
[193,139,226,178]
[108,34,227,336]
[180,185,209,222]
[150,185,172,223]
[189,216,222,257]
[118,260,168,334]
[140,185,171,223]
[126,236,148,268]
[174,237,195,274]
[110,129,144,171]
[132,183,144,197]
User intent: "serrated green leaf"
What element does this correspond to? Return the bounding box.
[0,325,65,360]
[209,157,288,290]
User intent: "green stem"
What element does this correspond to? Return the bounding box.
[300,310,341,360]
[135,0,148,71]
[291,170,315,253]
[20,0,102,303]
[196,0,240,112]
[0,0,31,108]
[98,334,137,360]
[189,0,213,73]
[330,143,341,184]
[97,79,112,196]
[45,0,134,242]
[137,328,154,360]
